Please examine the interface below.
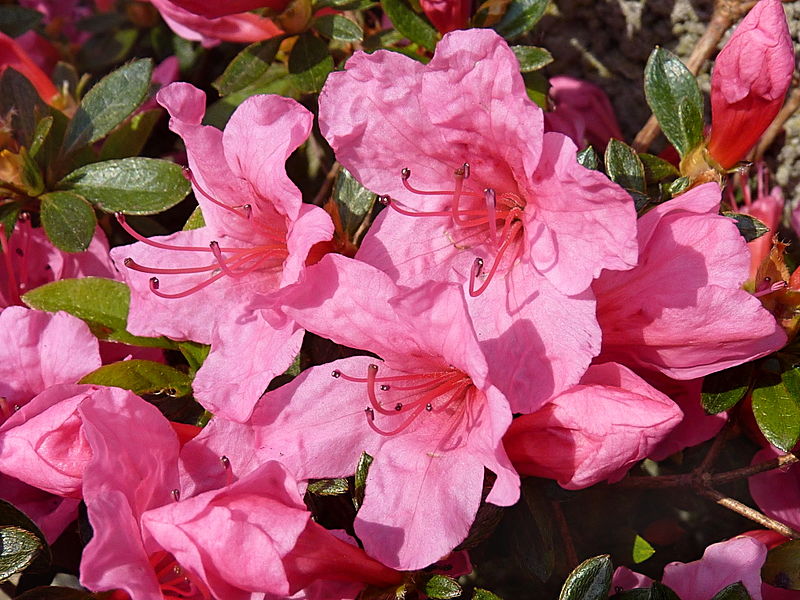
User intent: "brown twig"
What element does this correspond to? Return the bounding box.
[632,0,757,152]
[699,487,800,538]
[710,452,799,486]
[753,86,800,162]
[694,418,735,475]
[311,162,341,207]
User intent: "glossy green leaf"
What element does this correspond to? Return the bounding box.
[80,360,192,397]
[512,45,553,72]
[99,109,161,160]
[333,167,376,239]
[763,539,800,590]
[63,59,153,154]
[58,157,190,215]
[0,526,41,582]
[649,583,681,600]
[722,212,770,243]
[77,28,138,71]
[307,478,350,496]
[29,115,54,160]
[577,147,599,170]
[19,147,44,195]
[183,206,206,231]
[213,37,285,96]
[472,590,503,600]
[0,5,43,37]
[667,176,690,196]
[381,0,439,51]
[605,139,646,193]
[288,33,334,94]
[639,153,679,183]
[751,369,800,451]
[632,535,655,564]
[0,202,20,237]
[314,14,363,42]
[701,364,752,414]
[353,451,373,510]
[522,70,549,109]
[178,341,210,375]
[0,67,47,148]
[0,500,50,575]
[39,191,97,253]
[493,0,549,40]
[425,575,462,599]
[711,583,752,600]
[558,555,613,600]
[644,47,704,158]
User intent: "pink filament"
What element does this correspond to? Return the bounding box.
[183,167,251,221]
[469,220,523,297]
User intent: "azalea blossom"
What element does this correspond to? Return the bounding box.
[111,82,334,421]
[0,30,58,103]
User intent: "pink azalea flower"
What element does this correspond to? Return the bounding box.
[706,0,794,170]
[545,76,623,151]
[165,0,291,18]
[246,254,520,570]
[319,29,637,411]
[0,218,117,308]
[612,537,767,600]
[503,362,682,489]
[593,182,786,379]
[142,0,283,47]
[749,446,800,532]
[0,30,58,103]
[111,82,333,422]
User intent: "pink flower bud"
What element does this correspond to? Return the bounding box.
[0,31,58,104]
[419,0,470,34]
[707,0,794,169]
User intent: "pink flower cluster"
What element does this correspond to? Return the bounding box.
[1,0,797,597]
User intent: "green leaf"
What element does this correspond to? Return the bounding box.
[288,33,334,94]
[425,575,462,599]
[493,0,549,40]
[0,500,50,575]
[99,109,161,160]
[512,45,553,72]
[39,191,97,253]
[353,451,373,510]
[0,5,43,37]
[0,67,47,148]
[22,277,176,348]
[763,538,800,590]
[605,139,646,193]
[183,206,206,231]
[639,153,679,183]
[213,37,285,97]
[751,368,800,451]
[29,115,54,160]
[19,147,44,195]
[0,526,41,582]
[577,147,599,170]
[80,360,193,397]
[77,28,138,72]
[178,341,210,376]
[314,14,363,42]
[649,582,681,600]
[333,167,376,239]
[522,70,549,109]
[711,583,752,600]
[632,535,655,564]
[472,590,504,600]
[722,212,770,243]
[62,59,153,154]
[508,478,557,582]
[667,176,690,196]
[381,0,439,51]
[0,202,20,237]
[558,555,613,600]
[58,157,190,215]
[643,47,704,158]
[307,478,350,496]
[14,588,96,600]
[702,364,753,414]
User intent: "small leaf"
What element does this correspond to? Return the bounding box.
[425,575,462,599]
[29,115,54,160]
[0,500,50,574]
[288,33,334,94]
[19,147,44,195]
[512,45,553,72]
[751,369,800,451]
[0,5,43,37]
[63,59,153,154]
[472,590,504,600]
[722,212,770,243]
[643,47,704,158]
[763,538,800,590]
[667,176,690,196]
[558,555,613,600]
[605,139,646,193]
[632,535,655,564]
[381,0,439,51]
[213,37,285,96]
[333,167,376,239]
[0,526,41,581]
[711,583,752,600]
[353,451,373,510]
[183,206,206,231]
[58,157,190,215]
[638,153,679,183]
[79,360,193,398]
[307,478,350,496]
[0,67,47,148]
[314,14,364,42]
[522,70,549,109]
[178,341,210,375]
[576,147,599,170]
[39,191,97,253]
[702,364,753,414]
[99,109,161,160]
[0,202,20,236]
[493,0,549,40]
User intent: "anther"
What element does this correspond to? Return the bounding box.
[242,204,252,219]
[181,166,192,180]
[401,168,411,180]
[14,248,22,257]
[331,370,341,378]
[171,489,180,502]
[425,403,433,411]
[395,403,403,411]
[369,363,379,371]
[472,257,484,277]
[462,163,470,179]
[150,277,160,290]
[380,384,390,391]
[365,407,375,420]
[123,257,134,267]
[377,195,391,206]
[220,455,230,470]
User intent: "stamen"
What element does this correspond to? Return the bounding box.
[124,257,219,275]
[484,188,497,242]
[171,489,180,502]
[754,280,788,298]
[220,455,233,487]
[468,221,523,297]
[400,166,483,199]
[365,403,427,436]
[183,167,250,220]
[209,241,241,278]
[380,384,390,391]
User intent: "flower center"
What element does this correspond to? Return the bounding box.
[118,168,289,299]
[377,164,525,296]
[331,363,475,442]
[148,550,211,600]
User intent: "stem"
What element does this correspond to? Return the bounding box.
[710,452,799,486]
[312,162,341,207]
[699,487,800,539]
[694,418,734,475]
[752,86,800,162]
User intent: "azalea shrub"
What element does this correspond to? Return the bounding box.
[2,0,800,599]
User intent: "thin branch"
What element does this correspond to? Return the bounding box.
[753,86,800,162]
[694,418,734,475]
[710,452,798,486]
[699,487,800,539]
[311,162,341,207]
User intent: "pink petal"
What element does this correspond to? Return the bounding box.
[749,446,800,531]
